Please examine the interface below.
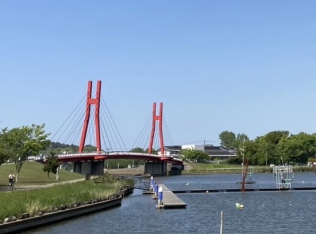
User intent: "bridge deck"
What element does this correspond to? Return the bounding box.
[159,184,186,209]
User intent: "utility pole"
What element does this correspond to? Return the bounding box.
[265,143,268,166]
[240,147,245,175]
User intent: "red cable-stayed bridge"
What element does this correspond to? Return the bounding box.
[52,80,184,176]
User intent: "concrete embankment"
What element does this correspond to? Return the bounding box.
[0,187,133,234]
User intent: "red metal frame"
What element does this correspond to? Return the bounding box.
[241,159,249,192]
[148,102,165,155]
[79,80,102,153]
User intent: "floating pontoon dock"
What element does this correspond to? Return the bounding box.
[143,184,187,209]
[159,184,187,208]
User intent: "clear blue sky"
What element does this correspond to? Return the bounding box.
[1,1,316,149]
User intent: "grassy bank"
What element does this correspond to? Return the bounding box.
[0,176,133,221]
[0,161,83,186]
[0,162,134,221]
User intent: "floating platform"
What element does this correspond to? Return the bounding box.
[159,184,187,209]
[143,185,187,209]
[172,187,316,193]
[236,181,256,184]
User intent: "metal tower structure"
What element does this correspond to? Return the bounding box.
[79,80,102,153]
[148,102,164,155]
[240,159,254,192]
[273,165,294,189]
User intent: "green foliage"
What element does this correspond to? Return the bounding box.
[276,133,316,164]
[181,149,210,163]
[219,131,236,148]
[130,147,145,153]
[0,179,132,220]
[43,151,61,177]
[239,141,260,165]
[0,133,11,165]
[219,131,250,150]
[233,133,250,149]
[0,124,51,181]
[46,142,96,154]
[235,130,316,166]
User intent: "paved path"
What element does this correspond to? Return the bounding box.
[0,178,85,192]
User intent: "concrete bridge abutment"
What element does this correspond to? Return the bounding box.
[144,161,167,176]
[73,160,104,176]
[144,161,182,176]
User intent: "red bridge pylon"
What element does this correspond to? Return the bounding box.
[79,80,101,153]
[148,102,165,155]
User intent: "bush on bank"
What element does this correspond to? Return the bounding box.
[0,177,133,221]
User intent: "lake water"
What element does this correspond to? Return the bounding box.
[25,173,316,234]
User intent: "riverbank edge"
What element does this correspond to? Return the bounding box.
[0,187,133,234]
[182,166,314,175]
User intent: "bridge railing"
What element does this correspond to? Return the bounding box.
[57,151,183,161]
[57,152,100,157]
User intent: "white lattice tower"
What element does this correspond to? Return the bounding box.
[273,165,294,189]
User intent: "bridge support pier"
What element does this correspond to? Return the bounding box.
[144,162,183,176]
[73,160,104,176]
[145,161,168,176]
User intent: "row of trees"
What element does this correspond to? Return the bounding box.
[2,123,315,176]
[130,147,210,163]
[219,130,316,165]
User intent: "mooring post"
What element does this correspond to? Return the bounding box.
[220,210,224,234]
[154,184,158,199]
[152,181,156,198]
[150,176,154,191]
[158,186,163,206]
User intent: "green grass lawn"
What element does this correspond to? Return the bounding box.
[0,161,83,186]
[0,162,133,221]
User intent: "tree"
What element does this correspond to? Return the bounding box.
[181,149,210,163]
[261,131,290,165]
[1,124,50,181]
[0,131,12,165]
[43,151,61,177]
[233,133,249,149]
[238,141,260,165]
[276,133,316,165]
[219,131,236,149]
[130,147,145,153]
